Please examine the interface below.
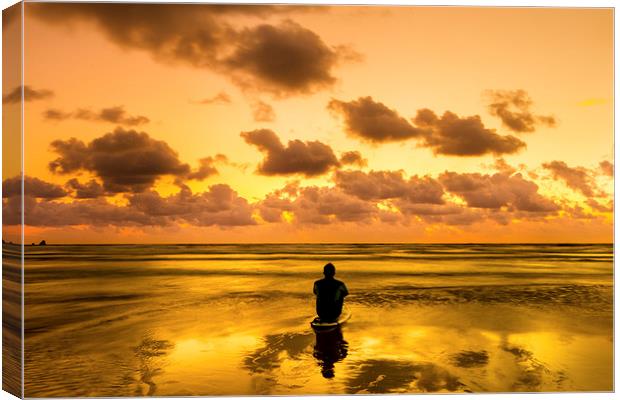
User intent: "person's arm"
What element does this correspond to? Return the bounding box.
[313,282,318,295]
[341,283,349,298]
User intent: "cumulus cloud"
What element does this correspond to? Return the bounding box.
[3,176,67,199]
[251,100,276,122]
[187,154,228,180]
[128,184,256,226]
[329,96,526,156]
[49,127,190,192]
[65,178,106,199]
[44,106,150,126]
[241,129,340,176]
[258,185,380,225]
[599,160,613,177]
[542,161,599,197]
[490,158,517,175]
[439,171,558,212]
[195,92,231,105]
[587,198,613,213]
[485,90,556,133]
[413,109,526,156]
[328,96,425,143]
[3,85,53,104]
[334,170,444,204]
[29,3,351,97]
[339,151,367,167]
[4,183,256,227]
[227,21,342,95]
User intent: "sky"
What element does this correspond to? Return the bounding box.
[1,3,614,243]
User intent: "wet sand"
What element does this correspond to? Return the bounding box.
[22,244,612,396]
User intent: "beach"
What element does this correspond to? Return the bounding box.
[22,243,612,396]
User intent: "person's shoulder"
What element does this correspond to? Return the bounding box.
[314,278,324,285]
[335,279,346,286]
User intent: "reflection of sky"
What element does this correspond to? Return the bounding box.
[23,245,613,396]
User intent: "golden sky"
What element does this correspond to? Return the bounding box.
[2,4,614,243]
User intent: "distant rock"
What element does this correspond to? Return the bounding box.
[38,240,47,246]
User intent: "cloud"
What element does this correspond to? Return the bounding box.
[329,96,526,156]
[485,90,556,133]
[29,3,350,97]
[187,154,228,180]
[128,184,256,226]
[587,198,613,213]
[226,20,341,95]
[259,185,379,225]
[439,171,558,212]
[328,96,425,143]
[251,100,276,122]
[334,170,444,204]
[195,92,231,105]
[542,161,599,197]
[339,151,367,167]
[413,109,526,156]
[490,158,517,175]
[241,129,340,176]
[599,160,613,177]
[49,127,190,192]
[3,85,53,104]
[44,106,150,126]
[4,183,256,227]
[65,178,106,199]
[3,176,67,199]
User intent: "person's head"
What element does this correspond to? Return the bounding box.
[323,263,336,278]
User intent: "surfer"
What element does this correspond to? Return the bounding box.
[313,263,349,322]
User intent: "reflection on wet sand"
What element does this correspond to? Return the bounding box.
[313,326,348,378]
[131,335,174,396]
[23,244,613,396]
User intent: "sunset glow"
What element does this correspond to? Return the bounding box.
[3,4,613,243]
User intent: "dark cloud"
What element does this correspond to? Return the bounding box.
[227,21,341,95]
[44,108,73,120]
[29,3,349,97]
[195,92,231,105]
[439,171,558,212]
[490,158,517,175]
[413,109,526,156]
[281,185,379,224]
[3,176,67,199]
[599,160,613,177]
[65,178,106,199]
[329,97,525,156]
[346,359,463,394]
[251,100,276,122]
[128,184,256,226]
[587,198,613,213]
[334,170,444,204]
[328,96,425,143]
[3,85,53,104]
[49,127,190,192]
[4,183,256,227]
[485,90,556,133]
[542,161,598,197]
[241,129,340,177]
[394,201,485,226]
[44,106,150,126]
[187,154,227,180]
[339,151,367,167]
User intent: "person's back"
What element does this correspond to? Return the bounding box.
[313,263,348,322]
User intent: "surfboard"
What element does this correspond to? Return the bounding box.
[311,307,351,330]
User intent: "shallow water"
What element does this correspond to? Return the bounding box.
[22,244,613,396]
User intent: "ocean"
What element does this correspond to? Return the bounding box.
[14,243,613,395]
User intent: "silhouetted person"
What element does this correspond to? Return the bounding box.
[313,326,348,379]
[313,263,348,322]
